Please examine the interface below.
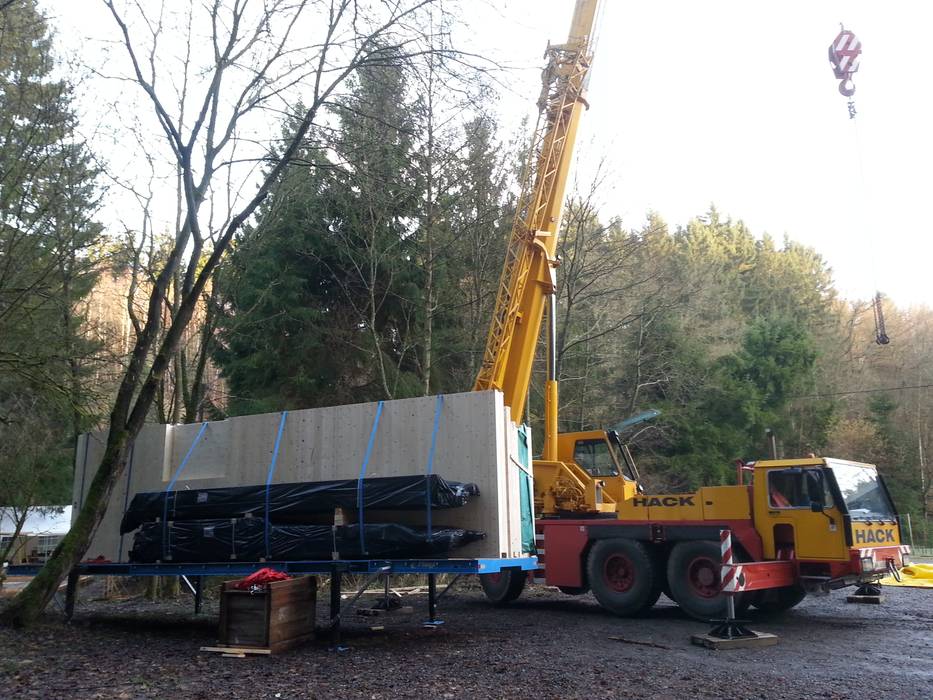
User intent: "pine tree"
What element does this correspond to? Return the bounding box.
[0,2,103,528]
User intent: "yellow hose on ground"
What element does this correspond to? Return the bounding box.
[880,563,933,588]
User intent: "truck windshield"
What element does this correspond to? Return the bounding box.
[829,462,896,521]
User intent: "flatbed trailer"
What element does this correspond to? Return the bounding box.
[7,556,538,645]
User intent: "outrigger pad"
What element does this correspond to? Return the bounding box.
[128,519,485,563]
[121,475,480,534]
[691,620,779,649]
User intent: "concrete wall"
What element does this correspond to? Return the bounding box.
[74,390,530,562]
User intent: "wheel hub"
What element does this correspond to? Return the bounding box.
[604,553,635,593]
[686,556,720,598]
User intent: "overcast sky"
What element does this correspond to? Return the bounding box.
[53,1,932,308]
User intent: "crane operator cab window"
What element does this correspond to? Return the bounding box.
[574,439,619,477]
[768,467,833,509]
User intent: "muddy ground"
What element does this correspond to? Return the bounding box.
[1,577,931,699]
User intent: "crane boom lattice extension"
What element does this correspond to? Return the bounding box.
[473,35,593,422]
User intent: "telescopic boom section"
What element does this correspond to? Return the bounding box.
[473,0,599,457]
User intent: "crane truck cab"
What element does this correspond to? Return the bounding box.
[753,457,908,583]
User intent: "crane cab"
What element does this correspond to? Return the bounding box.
[532,430,640,515]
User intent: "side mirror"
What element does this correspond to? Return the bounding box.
[810,500,824,513]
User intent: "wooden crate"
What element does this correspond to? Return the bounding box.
[218,575,316,654]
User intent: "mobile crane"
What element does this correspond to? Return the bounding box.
[476,0,911,619]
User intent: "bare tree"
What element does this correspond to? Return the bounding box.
[2,0,458,626]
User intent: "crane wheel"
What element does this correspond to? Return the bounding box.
[480,567,526,605]
[666,540,748,620]
[751,585,807,614]
[586,538,662,617]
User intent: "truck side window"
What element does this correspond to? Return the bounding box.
[768,470,809,508]
[805,469,834,508]
[768,468,834,508]
[573,440,619,477]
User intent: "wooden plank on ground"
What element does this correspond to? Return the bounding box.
[200,645,272,655]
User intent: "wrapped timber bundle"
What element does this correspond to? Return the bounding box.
[120,475,479,535]
[128,518,485,563]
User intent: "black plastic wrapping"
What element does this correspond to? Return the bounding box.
[120,475,479,535]
[128,518,486,563]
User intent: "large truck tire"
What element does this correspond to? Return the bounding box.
[752,585,807,614]
[480,567,526,605]
[586,538,662,616]
[666,539,748,620]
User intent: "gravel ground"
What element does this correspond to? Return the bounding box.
[1,578,931,699]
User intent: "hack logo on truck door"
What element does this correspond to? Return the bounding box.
[633,496,695,508]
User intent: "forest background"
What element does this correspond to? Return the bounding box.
[2,0,930,569]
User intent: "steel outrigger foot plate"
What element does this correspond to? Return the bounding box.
[707,618,757,640]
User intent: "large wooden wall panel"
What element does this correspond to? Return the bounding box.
[75,390,527,561]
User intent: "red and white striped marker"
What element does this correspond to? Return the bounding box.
[720,529,737,593]
[719,529,745,620]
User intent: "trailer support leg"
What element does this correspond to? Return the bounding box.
[64,568,80,622]
[424,573,443,627]
[194,575,203,615]
[329,566,345,651]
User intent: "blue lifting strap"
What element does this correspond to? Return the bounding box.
[161,421,209,560]
[357,401,384,555]
[264,411,289,559]
[424,395,444,538]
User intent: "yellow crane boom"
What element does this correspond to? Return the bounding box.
[474,0,600,461]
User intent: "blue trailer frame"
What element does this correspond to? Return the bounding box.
[7,555,536,578]
[6,556,538,646]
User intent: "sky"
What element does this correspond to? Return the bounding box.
[51,1,933,308]
[472,1,933,308]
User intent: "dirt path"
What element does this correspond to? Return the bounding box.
[1,582,931,699]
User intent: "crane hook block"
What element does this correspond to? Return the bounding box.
[872,292,890,346]
[829,28,861,97]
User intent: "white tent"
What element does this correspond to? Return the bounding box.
[0,507,72,536]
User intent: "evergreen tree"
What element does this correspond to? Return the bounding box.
[0,0,102,508]
[215,56,426,410]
